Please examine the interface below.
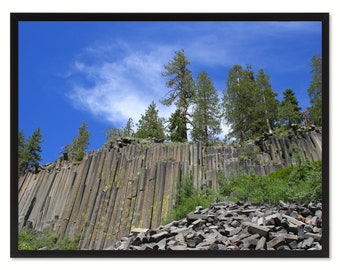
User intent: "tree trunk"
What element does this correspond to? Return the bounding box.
[266,116,273,134]
[204,125,208,146]
[180,91,188,141]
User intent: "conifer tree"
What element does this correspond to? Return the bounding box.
[161,49,194,142]
[70,121,90,161]
[135,101,165,139]
[222,64,257,142]
[307,54,322,126]
[223,65,282,141]
[18,130,28,174]
[191,71,221,145]
[254,69,279,135]
[123,118,134,137]
[167,109,188,143]
[26,127,43,165]
[18,128,43,174]
[278,88,302,127]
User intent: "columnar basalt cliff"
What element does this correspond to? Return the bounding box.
[18,130,322,250]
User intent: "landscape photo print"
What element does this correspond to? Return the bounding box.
[11,13,329,257]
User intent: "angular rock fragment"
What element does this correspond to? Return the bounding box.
[267,235,286,249]
[255,236,267,250]
[242,222,271,237]
[111,200,322,251]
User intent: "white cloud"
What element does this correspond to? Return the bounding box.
[67,44,175,126]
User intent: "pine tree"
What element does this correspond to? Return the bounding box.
[161,49,194,142]
[167,109,188,143]
[191,71,221,145]
[26,127,43,165]
[70,121,90,161]
[278,88,302,127]
[18,130,28,174]
[307,54,322,126]
[222,64,258,142]
[18,128,43,174]
[123,118,134,137]
[254,69,279,135]
[135,101,165,139]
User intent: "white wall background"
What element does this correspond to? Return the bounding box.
[1,0,337,268]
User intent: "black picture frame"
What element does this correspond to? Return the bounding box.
[11,12,329,258]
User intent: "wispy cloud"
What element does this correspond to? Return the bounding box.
[66,21,321,128]
[67,42,176,126]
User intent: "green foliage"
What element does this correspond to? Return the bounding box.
[18,130,28,174]
[191,71,222,145]
[161,49,194,141]
[57,235,81,250]
[26,128,43,163]
[123,118,135,137]
[75,151,85,161]
[217,171,231,197]
[166,194,217,223]
[18,230,39,250]
[307,54,322,126]
[72,161,81,166]
[254,69,279,135]
[163,174,220,223]
[18,229,80,250]
[135,101,165,139]
[167,109,188,142]
[18,128,43,174]
[238,144,261,164]
[164,156,176,162]
[286,160,322,201]
[219,161,322,204]
[223,65,282,142]
[70,121,90,161]
[278,88,303,127]
[176,174,195,204]
[18,229,57,250]
[222,65,258,142]
[104,118,135,143]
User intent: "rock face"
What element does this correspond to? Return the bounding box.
[109,201,322,251]
[18,131,322,250]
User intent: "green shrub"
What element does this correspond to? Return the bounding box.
[162,175,221,224]
[176,174,196,204]
[18,229,57,250]
[76,151,85,161]
[169,194,215,221]
[18,229,79,250]
[286,160,322,202]
[72,161,81,166]
[18,230,35,250]
[217,171,230,197]
[221,161,322,204]
[163,192,219,224]
[57,235,80,250]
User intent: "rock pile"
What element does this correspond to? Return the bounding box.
[108,201,322,251]
[106,137,166,150]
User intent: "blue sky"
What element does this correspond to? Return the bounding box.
[18,21,322,163]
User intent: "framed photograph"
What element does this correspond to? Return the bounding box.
[11,13,329,258]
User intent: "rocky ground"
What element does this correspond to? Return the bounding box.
[107,200,322,251]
